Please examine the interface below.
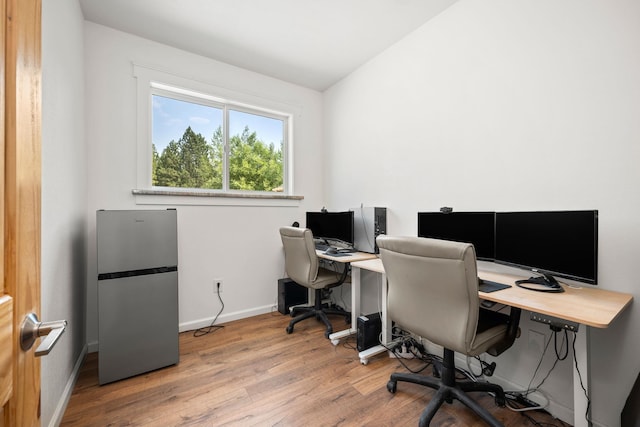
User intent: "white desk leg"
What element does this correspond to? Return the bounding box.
[380,272,390,345]
[358,271,390,365]
[329,266,360,345]
[573,326,591,427]
[352,267,361,328]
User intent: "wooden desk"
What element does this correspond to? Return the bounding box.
[316,250,378,264]
[478,270,632,328]
[478,269,632,427]
[315,250,378,286]
[342,257,633,427]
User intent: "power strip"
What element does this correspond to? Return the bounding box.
[506,392,540,408]
[388,344,415,359]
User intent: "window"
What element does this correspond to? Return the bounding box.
[133,64,299,204]
[151,86,288,193]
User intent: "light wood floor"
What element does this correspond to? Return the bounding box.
[61,311,570,427]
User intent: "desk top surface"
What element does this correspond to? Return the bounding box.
[351,257,386,273]
[317,250,378,263]
[351,257,633,329]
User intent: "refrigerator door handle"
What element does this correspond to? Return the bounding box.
[20,312,68,357]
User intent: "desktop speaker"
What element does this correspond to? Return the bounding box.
[351,207,387,253]
[277,278,308,315]
[357,312,382,352]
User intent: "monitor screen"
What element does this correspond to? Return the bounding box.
[417,212,496,260]
[495,210,598,285]
[305,211,355,245]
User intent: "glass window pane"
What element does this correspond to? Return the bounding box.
[152,95,223,189]
[228,109,284,192]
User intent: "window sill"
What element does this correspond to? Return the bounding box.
[132,188,303,207]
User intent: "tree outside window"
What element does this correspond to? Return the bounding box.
[152,94,286,193]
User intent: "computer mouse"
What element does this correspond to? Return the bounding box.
[325,247,339,255]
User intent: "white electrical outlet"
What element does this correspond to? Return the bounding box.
[213,279,223,293]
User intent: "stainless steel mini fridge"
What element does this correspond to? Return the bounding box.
[97,209,179,384]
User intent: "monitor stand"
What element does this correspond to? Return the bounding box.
[515,272,565,293]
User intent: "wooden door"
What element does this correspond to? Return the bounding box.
[1,0,42,426]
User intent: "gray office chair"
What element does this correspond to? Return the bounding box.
[377,235,521,427]
[279,226,350,338]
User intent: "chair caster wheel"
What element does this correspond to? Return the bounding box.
[286,326,293,334]
[387,380,397,393]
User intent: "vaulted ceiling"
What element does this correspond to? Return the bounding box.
[79,0,458,91]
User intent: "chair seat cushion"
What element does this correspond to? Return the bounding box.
[307,267,343,290]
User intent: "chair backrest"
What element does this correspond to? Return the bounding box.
[279,226,319,286]
[377,235,480,355]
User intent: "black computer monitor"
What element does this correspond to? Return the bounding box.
[495,210,598,287]
[305,211,354,246]
[417,212,495,260]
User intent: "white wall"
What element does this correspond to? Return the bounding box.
[41,1,88,426]
[83,23,325,348]
[324,1,639,426]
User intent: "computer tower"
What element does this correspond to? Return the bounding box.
[277,278,308,315]
[357,312,382,351]
[351,207,387,253]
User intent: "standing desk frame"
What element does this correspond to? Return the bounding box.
[315,250,377,331]
[327,258,390,364]
[331,257,633,427]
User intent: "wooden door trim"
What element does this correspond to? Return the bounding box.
[3,0,42,425]
[0,296,12,407]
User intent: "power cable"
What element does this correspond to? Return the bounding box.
[572,332,592,425]
[193,285,225,337]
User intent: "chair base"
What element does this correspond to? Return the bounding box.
[387,348,506,427]
[285,288,350,338]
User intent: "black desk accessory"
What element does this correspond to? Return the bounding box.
[515,273,565,293]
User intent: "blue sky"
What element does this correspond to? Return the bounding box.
[152,95,284,153]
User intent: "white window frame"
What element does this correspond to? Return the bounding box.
[133,64,300,206]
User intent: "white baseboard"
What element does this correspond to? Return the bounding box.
[48,344,88,427]
[178,304,276,333]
